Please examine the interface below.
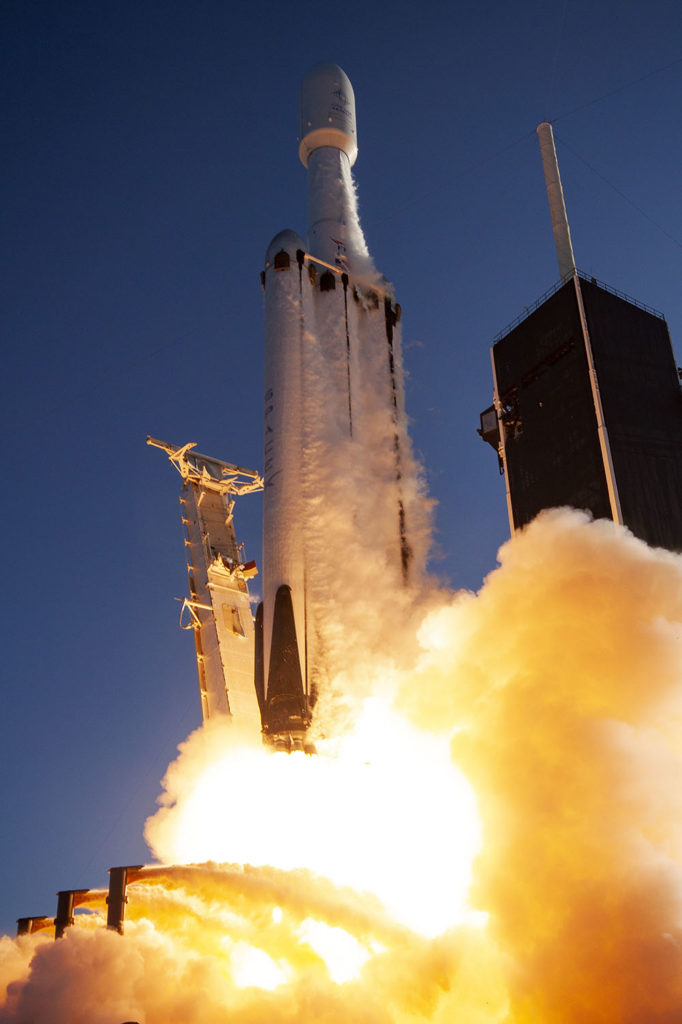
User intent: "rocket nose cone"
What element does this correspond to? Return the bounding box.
[298,62,357,168]
[300,60,352,93]
[265,229,305,268]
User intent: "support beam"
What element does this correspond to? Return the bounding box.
[54,889,89,939]
[16,916,51,936]
[106,865,144,935]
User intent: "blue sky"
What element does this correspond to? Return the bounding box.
[2,0,681,933]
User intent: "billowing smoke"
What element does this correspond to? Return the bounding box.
[2,508,682,1022]
[143,701,480,937]
[399,508,682,1021]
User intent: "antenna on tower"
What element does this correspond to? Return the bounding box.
[537,122,576,280]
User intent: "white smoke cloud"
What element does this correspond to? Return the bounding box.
[2,509,682,1022]
[398,509,682,1022]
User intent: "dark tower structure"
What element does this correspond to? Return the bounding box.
[480,124,682,552]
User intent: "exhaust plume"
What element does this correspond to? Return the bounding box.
[399,508,682,1022]
[1,509,681,1022]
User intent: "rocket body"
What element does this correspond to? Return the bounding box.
[257,64,424,749]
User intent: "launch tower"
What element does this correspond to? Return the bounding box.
[148,437,263,730]
[480,123,682,551]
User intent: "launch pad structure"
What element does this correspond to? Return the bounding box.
[480,122,682,552]
[147,437,263,731]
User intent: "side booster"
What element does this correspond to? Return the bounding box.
[257,227,312,752]
[256,64,412,751]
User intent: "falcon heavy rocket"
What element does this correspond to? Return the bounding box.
[256,63,418,751]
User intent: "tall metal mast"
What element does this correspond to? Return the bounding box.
[536,121,576,280]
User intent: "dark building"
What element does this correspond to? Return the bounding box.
[480,271,682,551]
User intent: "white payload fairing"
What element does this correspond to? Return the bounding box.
[256,64,426,750]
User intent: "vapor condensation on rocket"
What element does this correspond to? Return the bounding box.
[256,64,419,750]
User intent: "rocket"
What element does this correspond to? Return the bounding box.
[255,64,419,751]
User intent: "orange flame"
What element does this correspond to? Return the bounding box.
[2,511,682,1022]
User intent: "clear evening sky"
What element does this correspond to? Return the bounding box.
[2,0,680,933]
